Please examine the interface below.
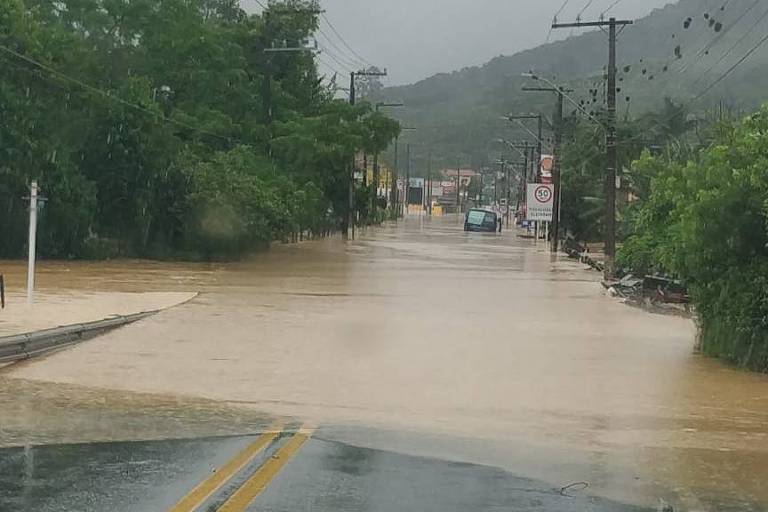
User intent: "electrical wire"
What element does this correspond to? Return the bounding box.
[546,0,573,43]
[315,54,345,79]
[601,0,625,17]
[694,30,768,99]
[320,13,373,69]
[0,43,236,143]
[316,27,366,70]
[576,0,598,20]
[678,0,761,74]
[692,3,768,86]
[317,45,355,73]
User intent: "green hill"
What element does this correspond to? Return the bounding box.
[375,0,768,175]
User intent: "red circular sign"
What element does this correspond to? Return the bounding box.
[534,186,552,204]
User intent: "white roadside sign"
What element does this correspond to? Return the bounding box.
[526,184,554,222]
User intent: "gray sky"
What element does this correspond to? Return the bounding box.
[244,0,675,85]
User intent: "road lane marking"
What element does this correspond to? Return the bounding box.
[216,428,313,512]
[168,425,281,512]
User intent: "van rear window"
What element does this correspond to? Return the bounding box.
[467,211,495,225]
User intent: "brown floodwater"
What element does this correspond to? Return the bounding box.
[2,215,768,510]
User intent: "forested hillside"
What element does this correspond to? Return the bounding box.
[377,0,768,173]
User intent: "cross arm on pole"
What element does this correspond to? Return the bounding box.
[552,20,632,29]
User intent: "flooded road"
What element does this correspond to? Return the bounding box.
[2,215,768,510]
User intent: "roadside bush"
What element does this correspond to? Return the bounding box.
[620,104,768,371]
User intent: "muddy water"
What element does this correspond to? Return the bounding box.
[3,215,768,510]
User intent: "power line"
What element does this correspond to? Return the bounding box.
[692,3,768,86]
[695,30,768,99]
[316,27,366,69]
[554,0,572,19]
[316,54,345,78]
[576,0,597,20]
[678,0,761,74]
[546,0,573,42]
[320,13,373,69]
[0,43,237,144]
[318,45,355,73]
[601,0,625,17]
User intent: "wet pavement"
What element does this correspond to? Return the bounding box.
[0,430,651,512]
[1,215,767,511]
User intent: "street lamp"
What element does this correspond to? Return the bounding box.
[521,72,603,127]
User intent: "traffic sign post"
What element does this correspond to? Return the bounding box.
[526,184,554,222]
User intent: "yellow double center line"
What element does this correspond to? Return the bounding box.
[169,425,311,512]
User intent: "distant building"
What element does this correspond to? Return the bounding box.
[441,168,479,189]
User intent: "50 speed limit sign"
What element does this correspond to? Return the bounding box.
[526,184,554,222]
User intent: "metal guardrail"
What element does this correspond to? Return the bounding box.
[0,310,158,364]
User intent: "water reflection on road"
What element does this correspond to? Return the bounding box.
[2,215,768,510]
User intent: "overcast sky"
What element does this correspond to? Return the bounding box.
[244,0,676,85]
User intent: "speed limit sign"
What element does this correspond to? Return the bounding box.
[526,184,554,222]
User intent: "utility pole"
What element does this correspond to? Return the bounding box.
[455,158,463,214]
[404,143,411,217]
[426,149,433,215]
[391,136,398,220]
[522,84,572,252]
[504,159,511,227]
[26,181,39,304]
[552,16,632,279]
[374,102,403,222]
[262,7,322,126]
[347,68,388,238]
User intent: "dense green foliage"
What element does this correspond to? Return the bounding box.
[0,0,399,259]
[557,98,696,243]
[619,105,768,371]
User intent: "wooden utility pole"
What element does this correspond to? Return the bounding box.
[552,17,632,279]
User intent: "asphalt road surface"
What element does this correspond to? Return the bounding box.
[1,427,651,512]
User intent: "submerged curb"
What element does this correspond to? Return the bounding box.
[0,292,198,364]
[0,311,157,364]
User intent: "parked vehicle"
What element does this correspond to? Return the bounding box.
[464,208,499,233]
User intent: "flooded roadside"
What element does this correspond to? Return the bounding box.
[1,216,767,510]
[0,377,275,448]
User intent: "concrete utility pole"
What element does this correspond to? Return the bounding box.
[522,82,572,252]
[552,17,632,279]
[26,180,38,304]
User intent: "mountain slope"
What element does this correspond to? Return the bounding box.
[376,0,768,174]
